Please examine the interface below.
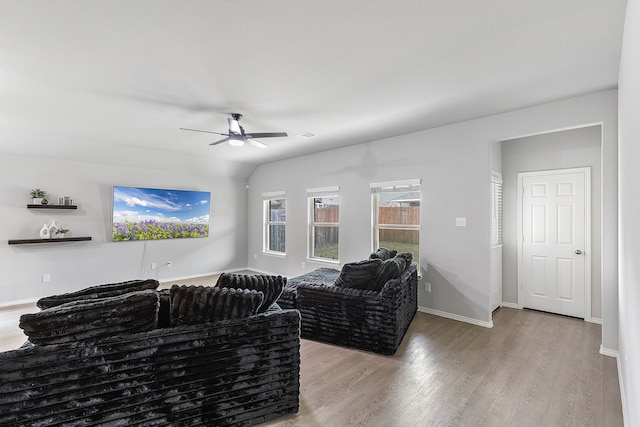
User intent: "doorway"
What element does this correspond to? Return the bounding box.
[517,168,591,319]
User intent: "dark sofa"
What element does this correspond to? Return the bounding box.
[0,278,300,427]
[283,249,418,355]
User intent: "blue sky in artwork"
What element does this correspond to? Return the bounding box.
[113,186,210,224]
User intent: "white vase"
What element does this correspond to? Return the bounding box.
[39,223,51,239]
[49,220,59,237]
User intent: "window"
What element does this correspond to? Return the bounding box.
[371,179,420,262]
[263,191,286,254]
[307,186,340,262]
[491,172,503,248]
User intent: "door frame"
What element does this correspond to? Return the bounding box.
[516,167,592,321]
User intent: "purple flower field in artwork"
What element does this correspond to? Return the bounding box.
[113,219,209,241]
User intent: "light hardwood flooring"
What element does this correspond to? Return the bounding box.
[262,308,623,427]
[0,303,623,426]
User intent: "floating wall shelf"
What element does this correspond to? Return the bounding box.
[8,237,92,245]
[27,204,78,210]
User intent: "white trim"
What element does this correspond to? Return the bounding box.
[262,251,286,259]
[263,197,286,255]
[517,167,592,321]
[599,345,619,358]
[418,306,494,328]
[162,267,249,283]
[262,190,285,198]
[587,317,602,325]
[611,351,629,426]
[307,189,340,262]
[370,178,421,189]
[0,297,39,309]
[500,122,604,144]
[306,257,340,266]
[501,301,520,309]
[306,185,339,196]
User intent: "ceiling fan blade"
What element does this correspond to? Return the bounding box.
[248,139,269,149]
[209,137,230,146]
[180,127,228,136]
[245,132,288,138]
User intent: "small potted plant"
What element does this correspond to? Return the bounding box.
[30,188,47,205]
[56,227,70,238]
[31,188,47,205]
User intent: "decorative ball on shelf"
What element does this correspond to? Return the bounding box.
[41,198,48,205]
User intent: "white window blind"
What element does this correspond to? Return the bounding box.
[491,173,503,247]
[306,186,339,197]
[370,179,421,194]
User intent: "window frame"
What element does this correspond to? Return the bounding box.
[307,186,340,263]
[371,179,421,266]
[262,191,286,256]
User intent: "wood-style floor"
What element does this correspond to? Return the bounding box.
[262,308,623,427]
[0,304,623,426]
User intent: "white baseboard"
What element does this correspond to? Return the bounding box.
[0,297,39,309]
[599,345,619,358]
[501,302,520,309]
[418,306,494,328]
[601,348,628,426]
[615,351,629,427]
[161,267,251,284]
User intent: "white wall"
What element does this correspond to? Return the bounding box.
[0,151,251,305]
[617,0,639,423]
[247,90,618,337]
[501,126,603,320]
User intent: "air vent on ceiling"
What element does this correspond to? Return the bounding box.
[298,132,316,138]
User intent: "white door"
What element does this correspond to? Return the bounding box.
[519,168,590,318]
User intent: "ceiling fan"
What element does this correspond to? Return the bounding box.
[179,113,287,148]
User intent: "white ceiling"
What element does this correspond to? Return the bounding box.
[0,0,628,168]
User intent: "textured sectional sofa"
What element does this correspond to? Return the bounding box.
[0,277,300,427]
[282,249,418,355]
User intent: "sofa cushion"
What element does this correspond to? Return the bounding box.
[370,258,403,291]
[395,252,413,271]
[169,285,264,326]
[36,279,160,309]
[20,290,159,345]
[215,273,285,312]
[334,258,382,290]
[369,247,397,261]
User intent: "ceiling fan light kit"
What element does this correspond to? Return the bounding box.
[228,135,245,146]
[180,113,287,149]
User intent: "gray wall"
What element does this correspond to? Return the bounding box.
[0,151,251,305]
[247,90,618,333]
[500,126,602,319]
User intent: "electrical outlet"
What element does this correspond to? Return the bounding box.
[151,262,157,269]
[167,261,172,268]
[425,282,431,292]
[301,262,305,269]
[42,273,51,283]
[254,253,257,260]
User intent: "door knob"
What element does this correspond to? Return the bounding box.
[575,250,583,255]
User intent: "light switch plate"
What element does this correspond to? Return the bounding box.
[456,217,467,227]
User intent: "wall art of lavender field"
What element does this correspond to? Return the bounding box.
[112,186,210,241]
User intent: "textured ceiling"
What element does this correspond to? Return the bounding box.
[0,0,628,169]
